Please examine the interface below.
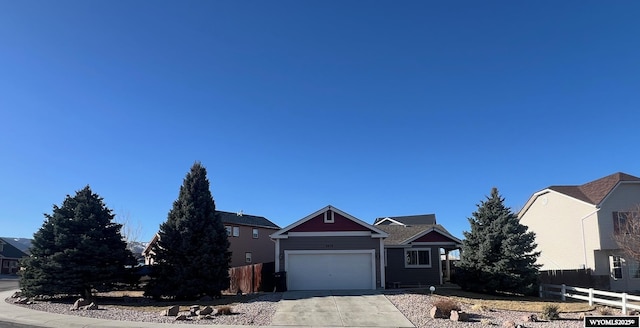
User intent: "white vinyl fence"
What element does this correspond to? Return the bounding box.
[540,284,640,315]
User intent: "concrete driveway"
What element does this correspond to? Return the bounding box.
[271,290,414,327]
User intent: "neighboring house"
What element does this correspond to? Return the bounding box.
[374,214,436,226]
[373,215,462,288]
[143,210,280,268]
[0,237,29,274]
[519,172,640,291]
[270,205,388,290]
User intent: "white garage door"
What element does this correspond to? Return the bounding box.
[285,250,375,290]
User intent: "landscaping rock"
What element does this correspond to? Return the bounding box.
[521,314,537,322]
[198,306,214,316]
[450,310,468,322]
[429,305,444,319]
[502,320,516,328]
[13,297,29,304]
[161,305,180,316]
[70,298,91,310]
[11,291,22,298]
[81,302,98,310]
[175,314,188,321]
[190,305,199,316]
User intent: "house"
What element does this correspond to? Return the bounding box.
[270,205,388,290]
[373,215,462,288]
[518,172,640,291]
[0,237,29,274]
[143,210,280,268]
[269,206,463,291]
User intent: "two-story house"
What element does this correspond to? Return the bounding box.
[518,172,640,291]
[0,237,29,274]
[143,210,280,268]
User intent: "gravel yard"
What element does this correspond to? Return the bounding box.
[7,290,598,327]
[386,292,592,328]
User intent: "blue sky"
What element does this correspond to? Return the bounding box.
[1,1,639,244]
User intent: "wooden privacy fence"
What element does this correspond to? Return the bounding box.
[540,284,640,315]
[227,262,275,294]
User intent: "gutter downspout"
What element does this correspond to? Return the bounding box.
[581,208,600,269]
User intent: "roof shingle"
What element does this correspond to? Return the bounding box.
[549,172,640,205]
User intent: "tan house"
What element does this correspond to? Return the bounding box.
[143,210,280,268]
[518,172,640,291]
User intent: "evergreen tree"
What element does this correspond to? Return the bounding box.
[458,187,540,295]
[145,162,230,300]
[20,186,135,299]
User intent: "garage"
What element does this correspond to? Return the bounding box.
[285,250,375,290]
[270,206,388,290]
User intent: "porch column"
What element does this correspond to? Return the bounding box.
[445,250,451,282]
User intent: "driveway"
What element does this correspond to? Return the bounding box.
[271,290,415,327]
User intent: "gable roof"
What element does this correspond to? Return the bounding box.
[270,205,388,239]
[375,224,462,246]
[519,172,640,217]
[0,238,29,259]
[374,214,436,226]
[549,172,640,205]
[0,237,32,255]
[217,211,280,229]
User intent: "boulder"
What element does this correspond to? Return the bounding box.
[175,314,188,321]
[13,297,29,304]
[11,291,22,298]
[190,305,199,316]
[70,298,91,310]
[502,320,516,328]
[161,305,180,316]
[429,305,444,319]
[198,306,214,316]
[450,310,468,322]
[81,302,98,310]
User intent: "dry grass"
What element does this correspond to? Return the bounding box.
[417,287,594,313]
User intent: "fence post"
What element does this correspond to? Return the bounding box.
[561,284,566,301]
[622,293,627,315]
[588,288,593,306]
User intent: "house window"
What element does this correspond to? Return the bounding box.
[252,228,259,239]
[225,226,232,236]
[245,252,252,263]
[629,260,640,279]
[405,248,432,268]
[610,255,623,280]
[2,261,8,268]
[613,211,638,234]
[324,210,335,223]
[233,226,240,237]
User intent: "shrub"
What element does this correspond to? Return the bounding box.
[540,304,560,320]
[597,306,613,315]
[471,304,490,312]
[432,298,460,317]
[217,306,233,315]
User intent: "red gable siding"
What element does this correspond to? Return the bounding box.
[413,231,456,243]
[289,210,372,232]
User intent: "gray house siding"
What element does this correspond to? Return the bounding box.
[384,246,440,287]
[278,236,383,288]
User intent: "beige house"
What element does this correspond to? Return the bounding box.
[518,172,640,291]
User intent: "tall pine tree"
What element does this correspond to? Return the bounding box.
[20,186,135,299]
[458,187,540,295]
[145,162,230,300]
